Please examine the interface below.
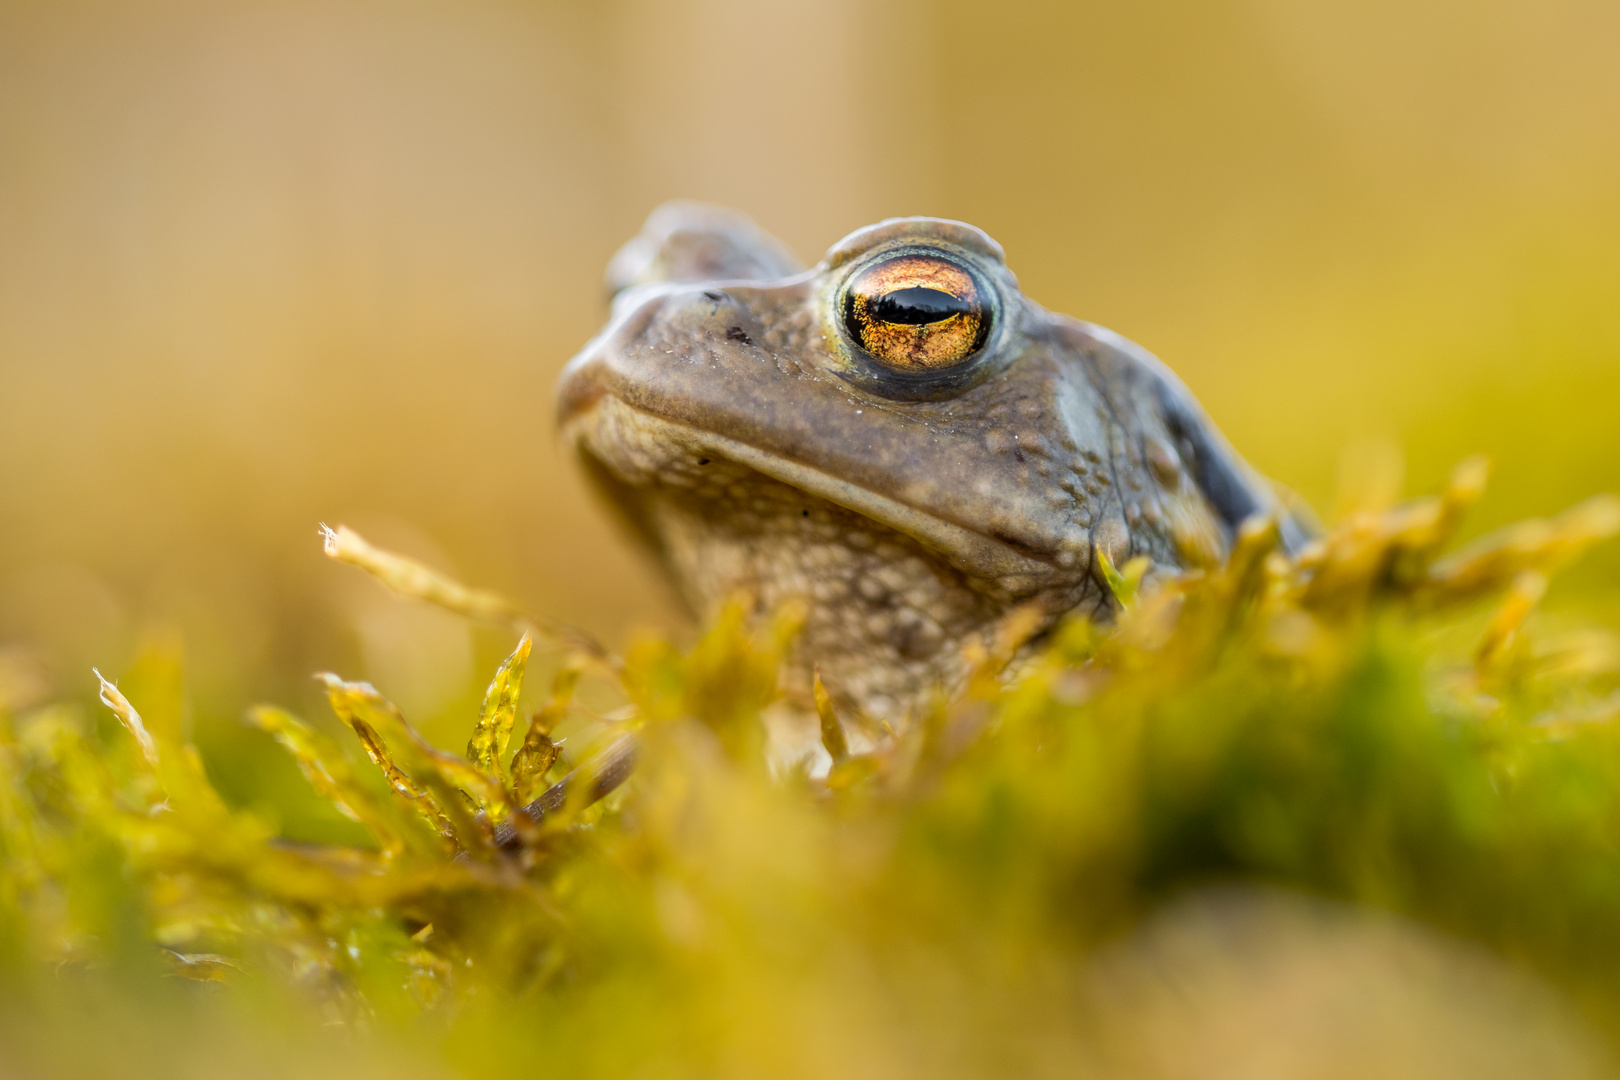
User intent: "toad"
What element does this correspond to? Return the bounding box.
[559,203,1309,754]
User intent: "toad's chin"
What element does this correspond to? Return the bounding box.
[563,394,1107,719]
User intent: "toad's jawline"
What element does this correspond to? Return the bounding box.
[565,396,1085,596]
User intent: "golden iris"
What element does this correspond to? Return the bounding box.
[842,254,990,372]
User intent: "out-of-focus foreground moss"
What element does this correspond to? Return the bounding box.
[4,463,1620,1078]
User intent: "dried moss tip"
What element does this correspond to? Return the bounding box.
[320,523,530,629]
[321,522,616,670]
[93,668,160,769]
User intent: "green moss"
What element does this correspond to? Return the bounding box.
[2,470,1620,1076]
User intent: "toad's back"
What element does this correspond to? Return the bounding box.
[559,203,1309,751]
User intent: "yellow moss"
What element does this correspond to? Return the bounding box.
[2,466,1620,1077]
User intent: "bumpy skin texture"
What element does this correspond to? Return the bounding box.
[560,202,1308,745]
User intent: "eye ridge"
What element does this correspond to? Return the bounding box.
[870,286,973,326]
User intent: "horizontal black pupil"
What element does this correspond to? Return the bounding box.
[869,286,971,325]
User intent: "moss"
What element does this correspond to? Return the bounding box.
[2,466,1620,1076]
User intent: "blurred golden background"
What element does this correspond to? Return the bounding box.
[2,0,1618,809]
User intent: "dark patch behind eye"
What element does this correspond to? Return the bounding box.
[1159,385,1259,533]
[870,287,972,325]
[1156,377,1312,555]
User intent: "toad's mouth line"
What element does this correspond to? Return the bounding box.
[569,397,1070,592]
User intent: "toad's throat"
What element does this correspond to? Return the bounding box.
[567,396,1067,598]
[573,427,1005,712]
[631,459,1008,677]
[569,395,1114,716]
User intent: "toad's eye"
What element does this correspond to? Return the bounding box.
[842,253,992,372]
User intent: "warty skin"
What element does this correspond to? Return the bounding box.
[559,202,1309,760]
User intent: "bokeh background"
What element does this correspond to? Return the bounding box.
[2,0,1618,811]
